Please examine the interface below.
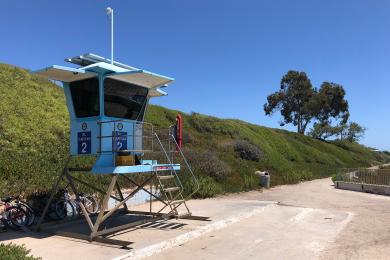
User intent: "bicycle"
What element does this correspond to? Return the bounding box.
[55,189,76,220]
[0,196,29,230]
[77,192,99,215]
[55,189,99,220]
[26,192,62,222]
[7,196,36,226]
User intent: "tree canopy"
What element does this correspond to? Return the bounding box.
[264,70,349,134]
[315,82,349,125]
[308,121,366,142]
[345,122,366,142]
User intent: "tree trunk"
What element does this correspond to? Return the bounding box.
[297,114,302,134]
[301,119,311,135]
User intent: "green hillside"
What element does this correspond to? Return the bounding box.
[0,63,389,198]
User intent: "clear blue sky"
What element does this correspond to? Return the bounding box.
[1,1,389,151]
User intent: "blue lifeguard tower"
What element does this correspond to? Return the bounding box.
[33,53,205,246]
[35,53,180,174]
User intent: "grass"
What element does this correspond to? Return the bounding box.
[146,103,390,195]
[0,63,389,198]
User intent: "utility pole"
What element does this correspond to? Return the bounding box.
[106,7,114,64]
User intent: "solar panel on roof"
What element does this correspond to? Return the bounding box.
[65,53,138,71]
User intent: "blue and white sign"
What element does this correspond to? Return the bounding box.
[112,131,127,151]
[78,131,91,154]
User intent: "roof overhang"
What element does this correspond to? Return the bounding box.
[33,57,174,98]
[106,70,174,89]
[33,65,96,82]
[149,87,168,97]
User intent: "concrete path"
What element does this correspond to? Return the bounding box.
[144,204,351,260]
[369,163,390,169]
[1,178,390,259]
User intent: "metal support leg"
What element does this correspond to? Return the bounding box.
[115,180,128,211]
[149,178,153,213]
[35,160,69,231]
[121,174,168,206]
[65,173,94,232]
[100,174,155,223]
[91,174,119,239]
[70,175,122,202]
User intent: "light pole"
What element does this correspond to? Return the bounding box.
[106,7,114,64]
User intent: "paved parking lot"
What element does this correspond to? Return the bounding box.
[1,178,390,259]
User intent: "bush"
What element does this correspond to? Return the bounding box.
[233,139,262,161]
[182,174,223,198]
[1,63,389,199]
[182,132,194,145]
[183,149,231,179]
[331,173,345,183]
[282,170,314,184]
[0,243,41,260]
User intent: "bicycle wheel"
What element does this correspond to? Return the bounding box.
[6,206,29,229]
[55,200,75,220]
[82,196,99,214]
[18,202,35,226]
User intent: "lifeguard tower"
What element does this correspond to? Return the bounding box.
[32,53,206,246]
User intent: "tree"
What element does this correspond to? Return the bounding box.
[264,71,350,134]
[264,71,315,134]
[308,123,345,140]
[315,82,349,125]
[308,121,365,142]
[345,122,366,142]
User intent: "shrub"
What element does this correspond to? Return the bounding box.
[0,243,41,260]
[182,174,223,198]
[0,63,389,200]
[182,131,194,145]
[331,173,345,183]
[182,149,231,179]
[282,170,314,184]
[233,139,262,161]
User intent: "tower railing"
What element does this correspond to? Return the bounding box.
[95,119,199,202]
[96,119,154,154]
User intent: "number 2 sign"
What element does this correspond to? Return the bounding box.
[112,131,127,151]
[78,131,91,154]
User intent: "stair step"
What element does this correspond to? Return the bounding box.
[157,175,175,180]
[170,200,185,205]
[163,187,180,192]
[163,187,180,193]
